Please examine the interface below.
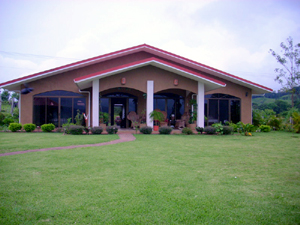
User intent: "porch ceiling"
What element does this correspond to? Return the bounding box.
[74,57,226,92]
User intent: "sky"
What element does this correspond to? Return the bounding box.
[0,0,299,92]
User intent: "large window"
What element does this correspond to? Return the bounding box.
[154,93,184,119]
[205,93,240,125]
[33,90,86,127]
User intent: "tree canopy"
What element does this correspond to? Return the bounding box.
[269,37,300,107]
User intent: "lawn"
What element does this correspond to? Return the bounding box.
[0,132,299,224]
[0,132,119,153]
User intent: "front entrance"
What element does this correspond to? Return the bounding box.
[111,98,127,128]
[100,91,138,128]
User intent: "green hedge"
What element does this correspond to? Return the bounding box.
[159,126,172,134]
[23,123,36,132]
[91,126,103,134]
[41,123,55,132]
[140,126,152,134]
[8,123,22,132]
[182,127,193,135]
[106,126,118,134]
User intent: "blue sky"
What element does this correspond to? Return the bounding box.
[0,0,299,91]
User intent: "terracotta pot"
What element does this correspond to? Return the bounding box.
[153,125,159,131]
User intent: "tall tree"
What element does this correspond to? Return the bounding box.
[270,37,300,107]
[1,90,10,102]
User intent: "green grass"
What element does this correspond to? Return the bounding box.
[0,132,119,153]
[0,132,300,224]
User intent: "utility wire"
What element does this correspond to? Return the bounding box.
[0,50,80,60]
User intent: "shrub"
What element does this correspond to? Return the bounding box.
[222,126,233,135]
[212,122,223,134]
[3,118,14,126]
[91,126,103,134]
[106,126,118,134]
[140,126,152,134]
[182,127,193,135]
[159,126,172,134]
[292,111,300,133]
[23,123,36,132]
[267,115,283,131]
[228,122,238,132]
[41,123,55,132]
[259,125,271,132]
[68,125,84,135]
[0,125,9,132]
[237,122,255,135]
[204,126,217,134]
[0,112,5,125]
[62,119,76,134]
[196,127,204,134]
[8,123,22,132]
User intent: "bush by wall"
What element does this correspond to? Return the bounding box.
[222,126,233,135]
[140,126,152,134]
[195,127,204,134]
[259,125,271,132]
[3,118,14,127]
[68,125,84,135]
[8,123,22,132]
[159,126,172,134]
[204,126,217,134]
[106,126,118,134]
[182,127,193,135]
[23,123,36,132]
[91,126,103,134]
[41,123,55,132]
[0,112,5,125]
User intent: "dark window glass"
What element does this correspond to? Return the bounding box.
[100,98,109,113]
[208,99,218,125]
[33,97,46,126]
[61,98,73,125]
[219,100,229,123]
[167,99,175,119]
[154,99,165,111]
[205,94,239,99]
[35,90,84,97]
[231,100,241,123]
[47,97,59,127]
[204,99,208,118]
[177,99,184,119]
[205,93,241,124]
[129,98,137,112]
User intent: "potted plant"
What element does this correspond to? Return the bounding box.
[99,112,109,129]
[149,110,165,131]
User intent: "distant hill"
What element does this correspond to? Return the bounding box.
[252,86,300,113]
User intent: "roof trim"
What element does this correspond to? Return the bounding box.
[74,57,226,86]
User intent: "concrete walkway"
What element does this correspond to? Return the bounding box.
[0,133,136,157]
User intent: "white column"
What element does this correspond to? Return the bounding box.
[197,82,205,127]
[18,91,21,124]
[92,79,99,127]
[146,80,154,128]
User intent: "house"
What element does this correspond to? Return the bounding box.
[0,44,272,128]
